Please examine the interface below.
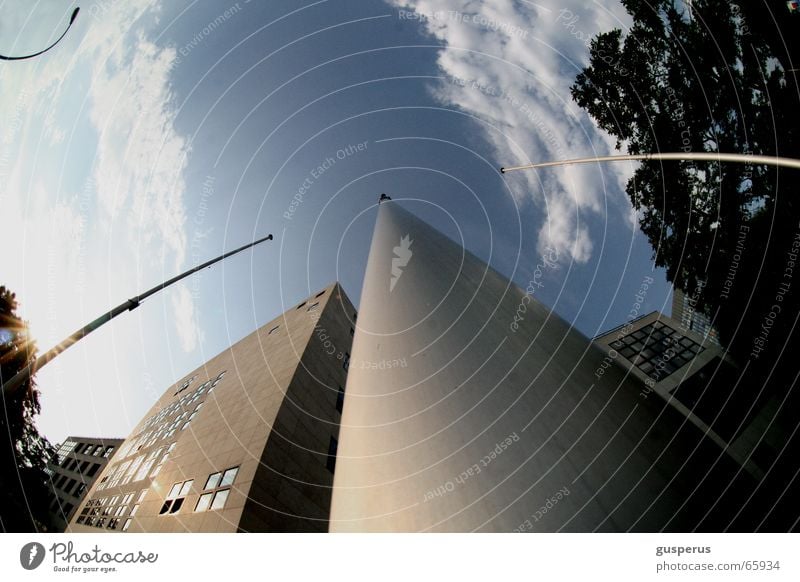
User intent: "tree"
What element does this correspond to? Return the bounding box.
[0,286,54,531]
[571,0,800,376]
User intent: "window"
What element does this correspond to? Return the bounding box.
[160,479,193,515]
[307,302,319,312]
[75,482,86,498]
[86,463,100,478]
[268,325,280,335]
[296,302,306,310]
[93,445,104,456]
[103,446,114,458]
[195,466,239,512]
[122,518,132,531]
[336,386,345,413]
[350,327,354,336]
[327,437,338,473]
[315,290,325,298]
[342,352,350,371]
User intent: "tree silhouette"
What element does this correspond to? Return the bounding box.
[571,0,800,370]
[0,286,54,531]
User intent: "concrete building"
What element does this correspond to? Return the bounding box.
[67,283,355,532]
[46,437,123,531]
[330,200,760,532]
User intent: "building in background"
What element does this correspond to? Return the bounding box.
[671,287,720,346]
[46,437,123,531]
[67,283,355,532]
[331,200,762,532]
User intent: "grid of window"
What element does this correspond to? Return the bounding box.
[159,479,193,515]
[609,321,704,381]
[195,466,238,513]
[100,371,226,489]
[77,489,146,529]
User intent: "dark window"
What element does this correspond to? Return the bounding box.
[315,290,325,298]
[268,325,280,334]
[343,352,350,371]
[336,386,345,413]
[75,483,86,498]
[64,479,76,494]
[350,328,354,336]
[79,461,90,474]
[296,302,306,310]
[62,503,74,518]
[160,479,193,515]
[86,463,100,478]
[326,436,338,473]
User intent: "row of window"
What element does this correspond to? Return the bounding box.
[113,371,225,462]
[98,442,177,491]
[52,474,87,498]
[58,458,102,479]
[77,489,148,529]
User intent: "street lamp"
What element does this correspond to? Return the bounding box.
[0,7,80,61]
[500,152,800,173]
[1,233,273,397]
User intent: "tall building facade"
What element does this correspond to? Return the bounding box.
[46,436,123,531]
[68,283,355,532]
[330,200,759,532]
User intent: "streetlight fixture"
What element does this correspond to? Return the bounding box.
[500,152,800,173]
[0,7,80,61]
[1,233,273,397]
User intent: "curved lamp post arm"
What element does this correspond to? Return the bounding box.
[1,233,273,397]
[500,152,800,173]
[0,7,79,61]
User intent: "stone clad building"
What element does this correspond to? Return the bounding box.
[67,283,355,532]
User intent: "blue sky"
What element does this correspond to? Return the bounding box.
[1,0,673,444]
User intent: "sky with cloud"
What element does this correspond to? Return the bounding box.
[1,0,674,444]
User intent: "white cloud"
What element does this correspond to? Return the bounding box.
[171,283,202,352]
[391,0,633,263]
[0,2,204,443]
[2,1,199,352]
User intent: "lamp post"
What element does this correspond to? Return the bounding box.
[0,7,80,61]
[1,233,273,397]
[500,152,800,173]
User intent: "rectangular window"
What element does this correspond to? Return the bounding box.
[336,386,345,413]
[343,352,350,371]
[204,472,222,490]
[122,518,132,531]
[210,489,229,511]
[327,436,338,473]
[220,467,238,487]
[86,463,100,478]
[195,493,213,513]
